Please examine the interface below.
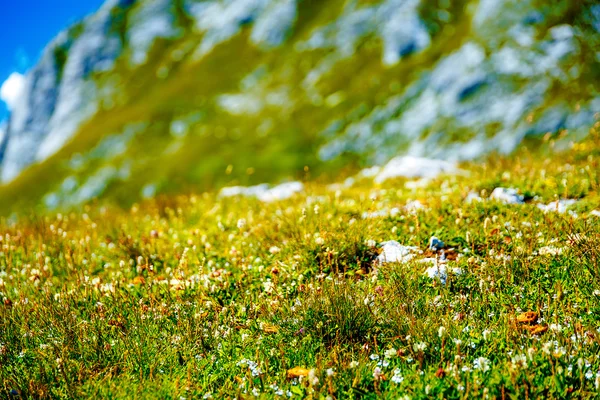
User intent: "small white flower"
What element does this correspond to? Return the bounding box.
[391,368,404,384]
[473,357,490,372]
[269,246,281,254]
[308,369,319,386]
[482,329,491,340]
[542,341,553,355]
[384,348,397,359]
[263,280,274,294]
[511,354,527,367]
[413,342,427,352]
[373,367,383,380]
[549,323,563,332]
[365,239,377,248]
[438,326,446,338]
[326,368,335,377]
[349,361,359,368]
[538,246,564,256]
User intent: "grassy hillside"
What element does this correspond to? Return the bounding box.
[1,127,599,398]
[0,0,598,214]
[1,1,599,398]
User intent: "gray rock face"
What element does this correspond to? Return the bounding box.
[379,0,430,65]
[38,1,128,160]
[0,0,598,195]
[296,0,429,64]
[1,31,71,182]
[184,0,298,57]
[127,0,182,65]
[0,0,132,182]
[0,0,305,184]
[0,122,6,158]
[318,1,600,164]
[250,0,297,48]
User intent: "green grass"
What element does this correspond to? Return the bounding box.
[1,127,599,398]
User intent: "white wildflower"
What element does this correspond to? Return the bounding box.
[269,246,281,254]
[391,368,404,384]
[373,367,383,380]
[438,326,446,338]
[308,369,319,386]
[473,357,490,372]
[413,342,427,352]
[384,348,397,359]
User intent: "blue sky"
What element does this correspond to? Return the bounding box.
[0,0,105,121]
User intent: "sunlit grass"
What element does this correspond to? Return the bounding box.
[1,128,599,398]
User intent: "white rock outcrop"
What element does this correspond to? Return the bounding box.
[377,241,419,264]
[220,181,303,202]
[374,156,457,183]
[490,188,525,204]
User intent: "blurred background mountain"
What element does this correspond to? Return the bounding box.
[0,0,599,213]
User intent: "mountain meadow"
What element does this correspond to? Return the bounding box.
[1,0,600,398]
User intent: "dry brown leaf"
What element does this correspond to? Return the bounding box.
[521,324,548,335]
[520,324,535,331]
[132,276,145,285]
[287,367,310,378]
[530,325,548,335]
[516,311,538,324]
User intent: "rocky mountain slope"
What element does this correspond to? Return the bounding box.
[0,0,599,212]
